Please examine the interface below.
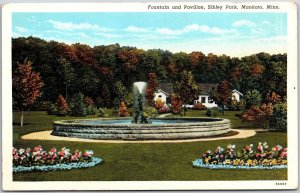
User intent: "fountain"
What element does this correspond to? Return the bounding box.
[132,81,151,124]
[51,82,232,140]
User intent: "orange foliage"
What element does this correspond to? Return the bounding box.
[13,60,44,109]
[57,95,69,116]
[241,103,273,128]
[188,51,204,67]
[171,94,182,114]
[251,64,264,77]
[193,103,206,110]
[266,92,281,104]
[119,100,129,117]
[117,48,142,70]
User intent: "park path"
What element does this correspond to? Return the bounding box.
[157,113,172,118]
[21,129,256,144]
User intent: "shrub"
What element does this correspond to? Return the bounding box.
[85,97,96,115]
[206,109,218,117]
[170,94,182,115]
[98,108,107,117]
[143,106,158,119]
[47,103,58,115]
[228,99,246,111]
[119,100,129,117]
[111,108,119,116]
[269,102,287,131]
[57,95,69,116]
[206,109,212,117]
[244,89,262,108]
[158,105,170,114]
[192,103,207,110]
[241,103,273,129]
[69,92,87,117]
[212,111,218,117]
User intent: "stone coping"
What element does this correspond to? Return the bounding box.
[53,117,230,128]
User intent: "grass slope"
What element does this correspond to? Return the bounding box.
[13,111,287,181]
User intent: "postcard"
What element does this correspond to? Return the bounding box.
[1,1,298,191]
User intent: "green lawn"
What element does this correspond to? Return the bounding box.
[13,111,287,181]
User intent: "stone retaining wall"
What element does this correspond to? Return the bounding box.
[52,118,231,140]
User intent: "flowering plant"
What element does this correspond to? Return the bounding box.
[13,146,98,168]
[158,105,170,114]
[194,142,287,169]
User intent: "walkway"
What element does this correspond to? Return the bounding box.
[21,129,256,144]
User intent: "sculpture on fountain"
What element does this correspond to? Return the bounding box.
[132,81,151,124]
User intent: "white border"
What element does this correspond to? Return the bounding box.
[1,2,298,190]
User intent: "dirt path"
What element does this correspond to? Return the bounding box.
[21,129,256,144]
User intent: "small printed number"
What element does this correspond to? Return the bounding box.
[276,182,287,185]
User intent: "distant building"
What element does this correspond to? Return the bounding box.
[153,83,242,108]
[153,83,173,103]
[194,83,218,108]
[153,89,169,103]
[231,89,243,102]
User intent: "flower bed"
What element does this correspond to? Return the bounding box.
[13,146,103,173]
[192,142,287,169]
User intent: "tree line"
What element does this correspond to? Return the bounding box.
[12,36,287,110]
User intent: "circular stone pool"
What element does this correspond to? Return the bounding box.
[52,117,231,140]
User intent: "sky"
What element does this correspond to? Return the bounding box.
[12,12,287,57]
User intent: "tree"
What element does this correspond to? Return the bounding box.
[57,95,69,116]
[85,96,96,115]
[173,71,199,116]
[114,81,127,101]
[146,73,159,106]
[13,60,44,126]
[269,102,287,131]
[241,103,273,129]
[69,92,87,116]
[170,93,182,115]
[209,80,230,115]
[244,89,262,108]
[58,58,75,101]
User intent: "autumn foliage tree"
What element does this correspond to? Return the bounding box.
[241,103,273,129]
[13,60,44,126]
[209,80,230,115]
[57,95,69,116]
[170,94,182,115]
[146,73,159,106]
[173,71,199,116]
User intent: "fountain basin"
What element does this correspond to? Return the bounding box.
[52,117,231,140]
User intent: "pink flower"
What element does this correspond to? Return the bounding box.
[280,151,287,158]
[83,150,93,158]
[245,146,251,151]
[20,155,26,160]
[34,155,41,161]
[13,154,19,160]
[33,145,42,152]
[25,148,31,156]
[18,148,25,155]
[50,148,56,153]
[12,148,17,155]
